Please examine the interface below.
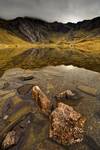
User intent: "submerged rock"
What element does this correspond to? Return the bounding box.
[77,85,97,96]
[83,135,100,150]
[49,102,86,145]
[0,80,9,90]
[32,86,52,115]
[0,90,15,97]
[55,90,80,100]
[17,84,33,95]
[18,75,34,81]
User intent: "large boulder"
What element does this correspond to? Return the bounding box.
[49,102,86,145]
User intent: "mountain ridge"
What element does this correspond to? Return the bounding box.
[0,16,100,43]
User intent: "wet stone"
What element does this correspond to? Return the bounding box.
[55,90,81,101]
[49,102,86,145]
[94,111,100,120]
[77,85,97,96]
[2,130,19,149]
[0,66,99,149]
[83,135,100,150]
[0,90,15,97]
[17,84,33,95]
[18,75,34,81]
[0,80,9,90]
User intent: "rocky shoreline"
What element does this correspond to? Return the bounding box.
[0,66,100,150]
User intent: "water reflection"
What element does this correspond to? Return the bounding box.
[0,47,100,76]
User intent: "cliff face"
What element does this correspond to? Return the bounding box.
[0,16,100,42]
[0,17,51,42]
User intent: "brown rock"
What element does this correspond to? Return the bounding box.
[32,86,52,115]
[49,102,86,145]
[2,130,19,149]
[56,90,75,99]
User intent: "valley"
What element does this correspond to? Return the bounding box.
[0,16,100,150]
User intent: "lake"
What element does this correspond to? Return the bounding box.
[0,47,100,76]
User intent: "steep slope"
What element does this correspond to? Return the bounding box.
[0,28,31,45]
[0,17,60,42]
[0,16,100,43]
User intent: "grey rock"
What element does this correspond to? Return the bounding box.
[77,85,97,96]
[0,89,15,97]
[18,75,34,81]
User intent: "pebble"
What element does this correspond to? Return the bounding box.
[3,115,9,120]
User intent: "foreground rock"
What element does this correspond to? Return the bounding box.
[0,93,33,147]
[32,86,52,115]
[2,131,19,149]
[49,103,86,145]
[55,90,80,100]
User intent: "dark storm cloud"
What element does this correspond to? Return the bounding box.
[0,0,100,23]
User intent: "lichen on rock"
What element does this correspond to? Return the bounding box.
[49,102,86,145]
[2,130,19,149]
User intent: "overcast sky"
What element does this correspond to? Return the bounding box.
[0,0,100,23]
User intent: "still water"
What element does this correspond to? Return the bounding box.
[0,47,100,76]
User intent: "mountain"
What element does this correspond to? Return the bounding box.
[0,17,100,75]
[0,16,100,43]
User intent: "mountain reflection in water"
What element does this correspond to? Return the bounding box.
[0,47,100,76]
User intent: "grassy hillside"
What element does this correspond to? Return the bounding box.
[0,28,34,49]
[0,27,100,52]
